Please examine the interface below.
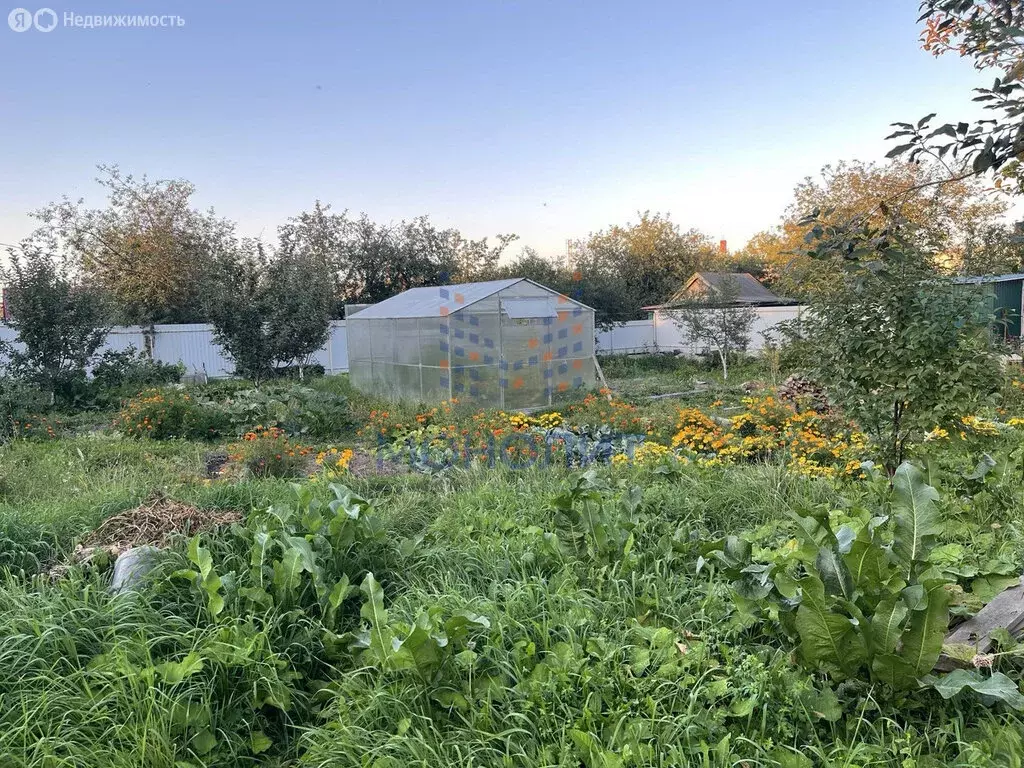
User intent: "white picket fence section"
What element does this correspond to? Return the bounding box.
[0,307,803,379]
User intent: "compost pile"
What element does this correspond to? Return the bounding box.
[48,494,242,579]
[82,493,242,552]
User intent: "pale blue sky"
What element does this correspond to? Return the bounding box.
[0,1,1001,258]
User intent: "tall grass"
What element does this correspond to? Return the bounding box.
[1,438,1022,766]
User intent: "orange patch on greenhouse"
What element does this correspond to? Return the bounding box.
[468,351,480,362]
[527,338,539,349]
[454,293,465,304]
[557,311,570,322]
[572,323,583,334]
[439,359,449,369]
[542,351,553,362]
[512,377,524,389]
[557,381,569,392]
[573,359,583,370]
[439,306,450,316]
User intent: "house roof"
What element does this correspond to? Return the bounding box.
[952,273,1024,285]
[647,272,795,309]
[347,278,593,320]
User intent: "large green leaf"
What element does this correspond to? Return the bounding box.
[845,538,894,593]
[358,572,394,666]
[870,598,909,654]
[271,547,304,599]
[891,463,941,575]
[794,575,864,675]
[924,669,1024,711]
[899,580,950,680]
[816,546,855,600]
[871,653,917,690]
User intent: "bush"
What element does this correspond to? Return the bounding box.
[114,388,230,440]
[229,426,314,478]
[91,346,183,397]
[220,383,351,438]
[0,378,53,440]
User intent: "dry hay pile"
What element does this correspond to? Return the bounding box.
[82,493,243,553]
[49,494,242,578]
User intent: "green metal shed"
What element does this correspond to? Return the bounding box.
[954,273,1024,341]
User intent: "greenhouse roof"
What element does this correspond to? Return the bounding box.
[349,278,591,319]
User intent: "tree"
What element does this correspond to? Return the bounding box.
[742,160,1008,298]
[265,242,335,379]
[0,246,109,403]
[667,276,757,380]
[570,212,718,321]
[801,215,999,471]
[206,238,334,384]
[277,202,516,314]
[888,1,1024,194]
[31,165,237,324]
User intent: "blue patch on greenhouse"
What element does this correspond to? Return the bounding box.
[573,341,583,353]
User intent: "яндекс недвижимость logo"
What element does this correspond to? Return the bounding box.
[8,7,56,31]
[8,8,183,31]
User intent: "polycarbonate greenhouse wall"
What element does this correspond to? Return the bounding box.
[346,279,596,409]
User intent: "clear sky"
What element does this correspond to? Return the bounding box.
[0,0,1001,259]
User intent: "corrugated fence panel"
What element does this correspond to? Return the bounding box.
[595,320,657,354]
[653,306,806,353]
[307,321,349,374]
[151,324,235,378]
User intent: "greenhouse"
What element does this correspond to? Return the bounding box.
[346,278,597,409]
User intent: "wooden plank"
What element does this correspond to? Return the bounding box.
[935,575,1024,671]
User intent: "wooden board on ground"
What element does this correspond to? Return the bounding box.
[935,575,1024,672]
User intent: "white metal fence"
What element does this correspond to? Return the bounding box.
[0,308,803,378]
[0,321,350,378]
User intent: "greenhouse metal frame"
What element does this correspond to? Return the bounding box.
[346,278,597,409]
